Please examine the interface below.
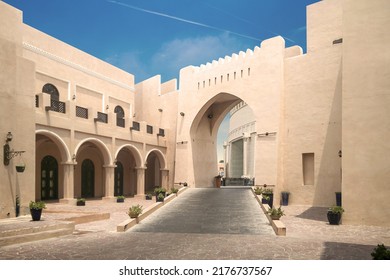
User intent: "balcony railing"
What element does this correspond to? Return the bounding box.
[76,106,88,119]
[157,128,165,137]
[45,100,66,114]
[116,118,125,128]
[130,121,140,131]
[94,111,108,123]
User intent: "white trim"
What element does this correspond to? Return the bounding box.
[23,42,135,92]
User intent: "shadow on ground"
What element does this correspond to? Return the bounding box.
[296,207,328,222]
[321,242,375,260]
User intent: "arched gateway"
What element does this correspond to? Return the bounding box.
[174,36,285,188]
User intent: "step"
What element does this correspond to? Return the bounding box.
[0,222,75,247]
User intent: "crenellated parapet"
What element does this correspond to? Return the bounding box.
[180,36,303,92]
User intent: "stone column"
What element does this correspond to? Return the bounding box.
[223,142,228,178]
[161,169,169,189]
[103,165,116,201]
[60,162,76,204]
[243,133,250,177]
[135,167,146,198]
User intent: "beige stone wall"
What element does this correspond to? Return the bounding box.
[342,0,390,226]
[0,2,36,218]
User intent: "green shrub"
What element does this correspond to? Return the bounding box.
[29,201,46,210]
[371,244,390,260]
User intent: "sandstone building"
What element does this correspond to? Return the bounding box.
[1,0,389,226]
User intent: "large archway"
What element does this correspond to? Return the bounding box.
[189,93,246,187]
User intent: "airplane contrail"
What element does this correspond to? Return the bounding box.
[205,3,296,43]
[107,0,263,42]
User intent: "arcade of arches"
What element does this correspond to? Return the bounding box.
[35,131,168,201]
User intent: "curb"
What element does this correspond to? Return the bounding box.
[117,187,188,232]
[251,188,286,236]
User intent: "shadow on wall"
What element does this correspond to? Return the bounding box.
[313,65,342,206]
[321,242,375,260]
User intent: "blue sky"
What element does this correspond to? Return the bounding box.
[4,0,318,160]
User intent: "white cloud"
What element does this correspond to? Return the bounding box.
[151,33,247,81]
[105,51,152,82]
[105,33,250,83]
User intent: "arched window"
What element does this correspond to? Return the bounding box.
[42,83,65,113]
[81,159,95,198]
[114,106,125,127]
[42,83,59,101]
[114,161,124,196]
[41,156,58,200]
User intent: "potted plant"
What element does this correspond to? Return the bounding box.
[15,163,26,173]
[145,193,153,200]
[327,206,344,225]
[281,191,290,206]
[127,204,143,219]
[156,193,165,202]
[154,187,166,202]
[116,195,125,203]
[29,201,46,221]
[262,188,274,208]
[371,244,390,260]
[171,187,179,196]
[77,198,86,206]
[267,206,285,220]
[254,186,263,195]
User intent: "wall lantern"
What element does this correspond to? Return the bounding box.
[180,112,185,116]
[158,108,163,112]
[3,132,25,166]
[338,150,342,158]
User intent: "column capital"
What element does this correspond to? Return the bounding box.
[103,164,116,169]
[61,161,77,166]
[135,166,147,170]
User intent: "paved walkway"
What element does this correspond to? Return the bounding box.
[0,188,389,260]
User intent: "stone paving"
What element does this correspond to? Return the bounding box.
[0,188,389,260]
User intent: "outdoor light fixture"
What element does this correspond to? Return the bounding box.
[106,105,109,110]
[3,132,25,166]
[180,112,185,116]
[158,108,163,112]
[207,114,213,119]
[338,150,342,158]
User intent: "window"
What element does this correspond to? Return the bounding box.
[131,121,140,131]
[42,83,59,101]
[147,125,153,134]
[157,128,165,137]
[114,106,125,127]
[302,153,315,185]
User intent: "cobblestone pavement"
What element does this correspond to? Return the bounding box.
[0,188,389,260]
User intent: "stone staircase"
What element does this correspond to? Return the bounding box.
[0,216,75,247]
